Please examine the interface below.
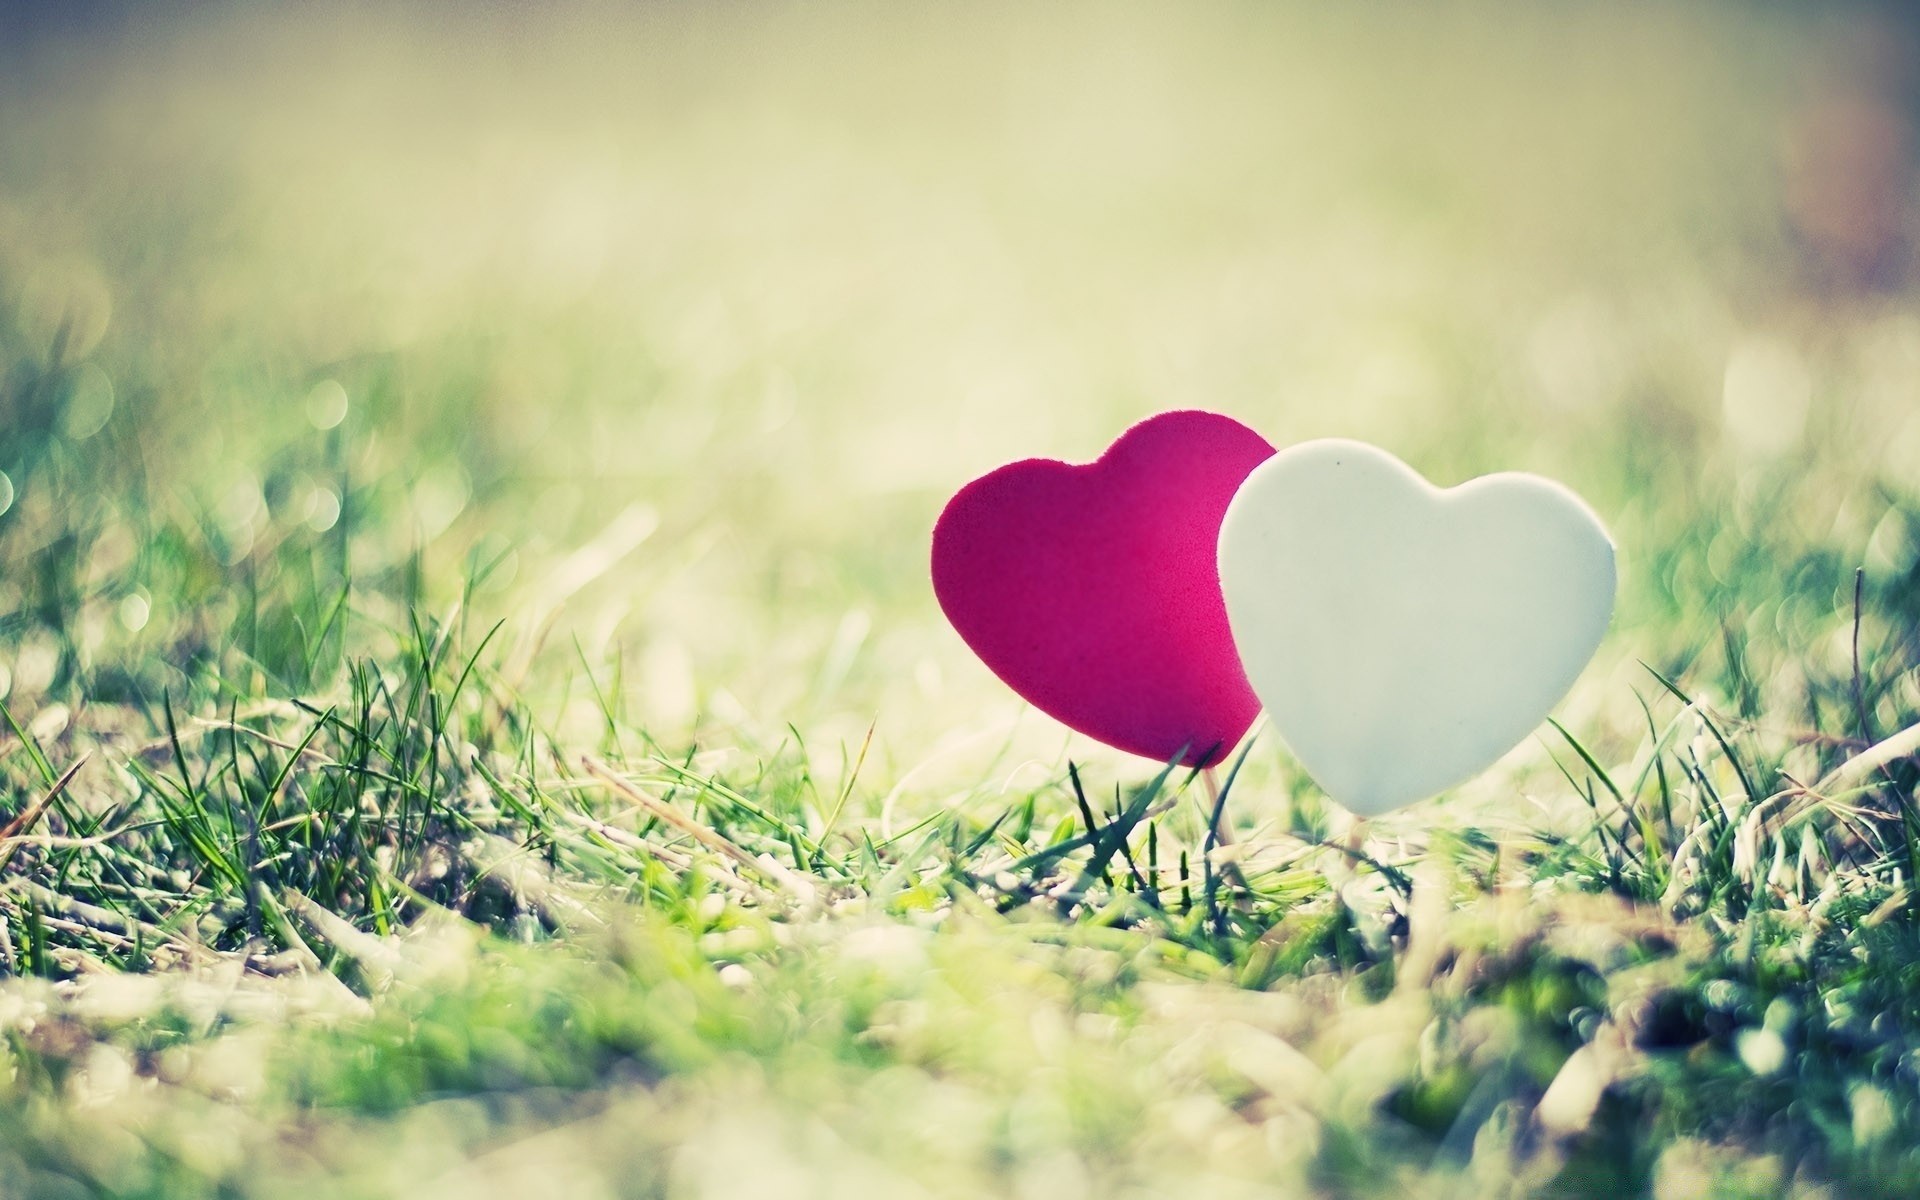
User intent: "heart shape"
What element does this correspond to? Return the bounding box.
[932,410,1274,767]
[1217,439,1615,814]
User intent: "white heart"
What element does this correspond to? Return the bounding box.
[1217,439,1616,815]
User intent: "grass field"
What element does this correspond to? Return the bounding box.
[4,4,1920,1196]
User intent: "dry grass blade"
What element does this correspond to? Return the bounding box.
[2,877,213,965]
[0,754,88,873]
[1816,719,1920,795]
[283,888,408,989]
[553,807,766,900]
[129,702,304,759]
[581,756,818,904]
[464,831,612,931]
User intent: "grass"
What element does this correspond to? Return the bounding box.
[3,2,1920,1196]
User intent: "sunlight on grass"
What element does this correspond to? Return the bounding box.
[2,2,1920,1197]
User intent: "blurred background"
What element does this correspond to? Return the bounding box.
[2,0,1919,817]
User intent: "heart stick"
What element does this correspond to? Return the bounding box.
[1217,438,1615,816]
[932,410,1274,768]
[1199,761,1257,910]
[1199,766,1238,857]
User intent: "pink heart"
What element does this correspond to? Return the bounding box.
[931,410,1274,767]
